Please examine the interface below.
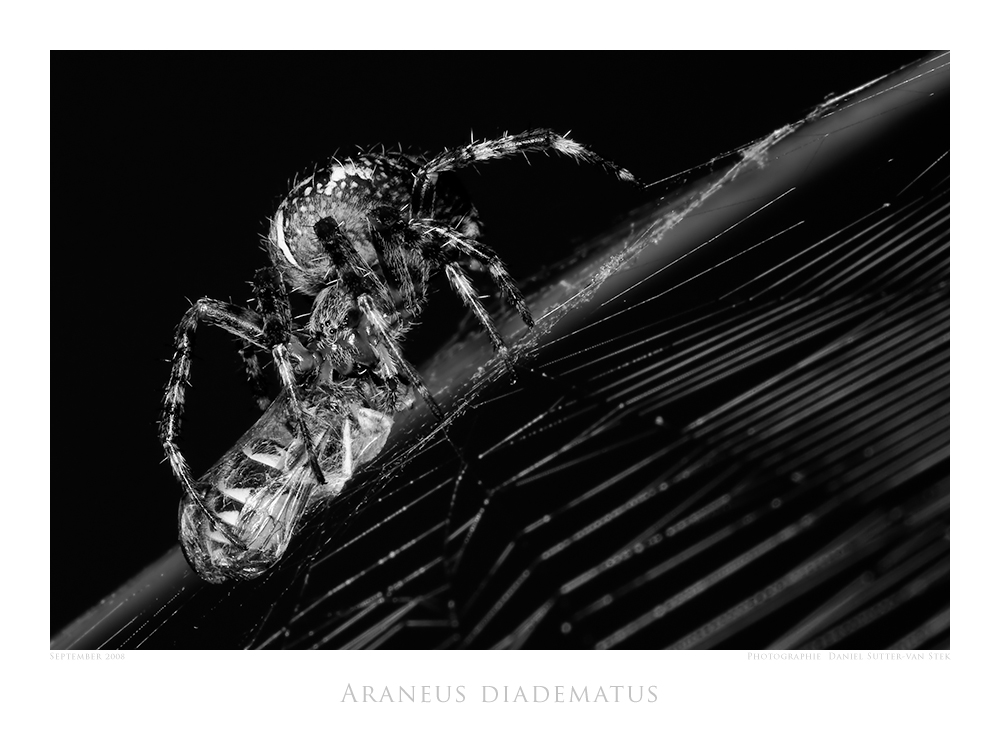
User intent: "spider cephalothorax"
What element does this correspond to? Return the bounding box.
[161,128,638,582]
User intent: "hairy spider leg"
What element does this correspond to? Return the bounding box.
[409,128,639,220]
[250,266,328,484]
[370,208,532,347]
[369,208,522,403]
[271,343,326,484]
[367,205,429,311]
[368,209,532,392]
[443,264,507,355]
[161,298,269,524]
[239,267,293,412]
[414,220,533,328]
[358,293,443,419]
[313,216,442,419]
[314,216,392,302]
[161,289,326,522]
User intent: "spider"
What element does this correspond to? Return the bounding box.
[161,128,638,582]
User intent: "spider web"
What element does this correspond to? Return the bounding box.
[52,53,949,650]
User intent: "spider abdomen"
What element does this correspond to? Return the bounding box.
[268,152,481,296]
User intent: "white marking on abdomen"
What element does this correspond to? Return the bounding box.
[272,211,301,269]
[328,164,373,183]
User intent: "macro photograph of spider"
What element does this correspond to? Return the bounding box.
[162,128,637,583]
[52,52,948,653]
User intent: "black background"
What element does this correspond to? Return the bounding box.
[50,52,928,635]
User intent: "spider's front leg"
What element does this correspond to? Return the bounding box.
[409,128,639,219]
[240,267,292,412]
[246,267,327,485]
[314,215,444,420]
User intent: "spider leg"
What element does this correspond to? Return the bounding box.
[410,128,639,219]
[240,268,294,412]
[367,206,425,310]
[443,263,507,356]
[357,293,443,419]
[271,343,325,483]
[315,216,397,304]
[160,298,268,506]
[314,215,436,419]
[369,207,518,412]
[252,267,327,485]
[414,220,534,329]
